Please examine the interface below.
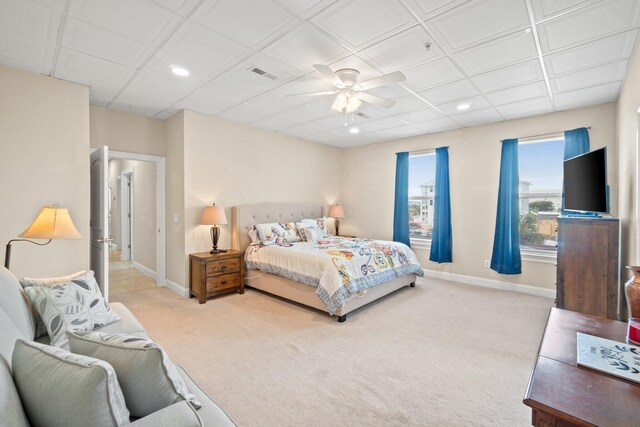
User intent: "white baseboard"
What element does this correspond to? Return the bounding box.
[164,279,189,298]
[422,269,556,299]
[132,261,156,281]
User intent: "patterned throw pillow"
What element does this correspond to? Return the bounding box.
[12,339,130,427]
[20,271,86,338]
[22,270,120,348]
[315,217,330,236]
[254,222,285,245]
[295,222,310,241]
[303,226,325,242]
[68,331,201,417]
[280,222,301,243]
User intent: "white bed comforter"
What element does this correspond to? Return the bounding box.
[245,236,424,314]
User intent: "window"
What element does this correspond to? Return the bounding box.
[518,137,564,252]
[408,152,436,242]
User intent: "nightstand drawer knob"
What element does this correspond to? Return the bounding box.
[221,266,227,269]
[221,281,228,285]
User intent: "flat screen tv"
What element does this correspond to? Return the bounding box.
[563,147,608,213]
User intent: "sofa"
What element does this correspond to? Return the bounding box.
[0,266,236,426]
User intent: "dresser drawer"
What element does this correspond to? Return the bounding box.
[206,258,240,276]
[206,273,241,292]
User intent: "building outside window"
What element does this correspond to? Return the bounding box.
[518,136,564,253]
[408,152,436,242]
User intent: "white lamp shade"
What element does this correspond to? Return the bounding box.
[19,205,82,239]
[200,205,227,225]
[328,204,345,218]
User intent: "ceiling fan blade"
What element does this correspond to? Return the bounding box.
[357,71,406,91]
[285,90,338,97]
[313,64,342,86]
[357,92,396,109]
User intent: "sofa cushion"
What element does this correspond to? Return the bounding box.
[22,270,120,348]
[0,266,35,341]
[0,310,30,427]
[20,270,85,338]
[100,302,147,335]
[68,331,201,418]
[12,339,130,427]
[129,401,203,427]
[178,366,237,426]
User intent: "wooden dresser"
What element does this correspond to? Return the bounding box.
[556,216,620,320]
[189,249,244,304]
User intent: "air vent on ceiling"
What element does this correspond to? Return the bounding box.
[248,66,277,80]
[355,112,370,119]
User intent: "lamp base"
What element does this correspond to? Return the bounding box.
[210,248,227,254]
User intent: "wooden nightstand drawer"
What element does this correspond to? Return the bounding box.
[206,258,240,276]
[189,249,245,304]
[206,273,241,292]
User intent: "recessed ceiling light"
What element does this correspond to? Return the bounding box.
[456,103,471,111]
[170,66,189,77]
[349,127,360,134]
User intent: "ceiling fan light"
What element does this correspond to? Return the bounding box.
[331,91,348,112]
[345,94,362,113]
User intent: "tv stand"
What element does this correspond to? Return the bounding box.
[556,216,620,320]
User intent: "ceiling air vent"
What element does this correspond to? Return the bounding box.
[248,66,277,80]
[356,112,370,119]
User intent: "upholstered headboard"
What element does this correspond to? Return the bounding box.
[232,203,324,252]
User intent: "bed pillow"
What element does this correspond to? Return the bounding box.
[68,331,201,418]
[254,222,285,245]
[280,222,301,243]
[303,226,325,242]
[12,339,130,427]
[22,270,120,349]
[248,227,260,245]
[20,270,86,338]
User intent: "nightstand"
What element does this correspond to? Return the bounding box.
[189,249,244,304]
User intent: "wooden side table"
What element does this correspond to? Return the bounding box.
[523,308,640,426]
[189,249,244,304]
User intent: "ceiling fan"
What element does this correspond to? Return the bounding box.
[291,64,406,114]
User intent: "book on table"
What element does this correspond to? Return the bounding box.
[577,332,640,384]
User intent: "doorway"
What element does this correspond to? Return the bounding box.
[91,147,166,301]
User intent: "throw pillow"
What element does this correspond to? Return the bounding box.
[254,222,285,245]
[20,270,85,338]
[68,331,202,418]
[22,270,120,348]
[304,226,325,242]
[295,222,309,241]
[248,227,260,245]
[315,217,329,236]
[279,222,301,243]
[12,339,130,427]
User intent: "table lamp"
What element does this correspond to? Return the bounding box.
[4,204,83,269]
[328,204,345,236]
[200,203,227,254]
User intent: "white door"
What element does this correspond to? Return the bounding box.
[90,146,110,300]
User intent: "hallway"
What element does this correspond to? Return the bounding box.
[109,250,156,301]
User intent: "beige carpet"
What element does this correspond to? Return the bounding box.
[113,277,553,427]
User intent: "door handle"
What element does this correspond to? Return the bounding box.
[95,238,113,244]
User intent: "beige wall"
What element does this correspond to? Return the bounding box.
[171,111,342,288]
[165,112,185,287]
[108,158,157,271]
[341,103,618,290]
[90,106,165,156]
[0,65,90,278]
[617,44,640,281]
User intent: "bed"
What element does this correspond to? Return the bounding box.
[231,203,424,322]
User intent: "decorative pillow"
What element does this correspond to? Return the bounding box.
[254,222,285,245]
[304,226,325,242]
[20,270,85,338]
[12,339,130,427]
[279,222,301,243]
[68,331,201,418]
[22,270,120,348]
[315,217,329,236]
[295,222,310,241]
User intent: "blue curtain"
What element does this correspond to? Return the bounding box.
[564,127,590,160]
[562,127,590,211]
[393,152,410,247]
[430,147,452,263]
[490,139,521,275]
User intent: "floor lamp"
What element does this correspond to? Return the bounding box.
[4,204,82,269]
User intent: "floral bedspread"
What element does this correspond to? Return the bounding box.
[245,237,424,314]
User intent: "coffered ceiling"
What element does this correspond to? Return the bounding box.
[1,0,638,147]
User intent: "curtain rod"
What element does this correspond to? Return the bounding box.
[396,147,449,155]
[500,127,591,142]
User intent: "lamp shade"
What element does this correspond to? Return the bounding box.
[19,205,82,239]
[200,204,227,225]
[328,204,345,219]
